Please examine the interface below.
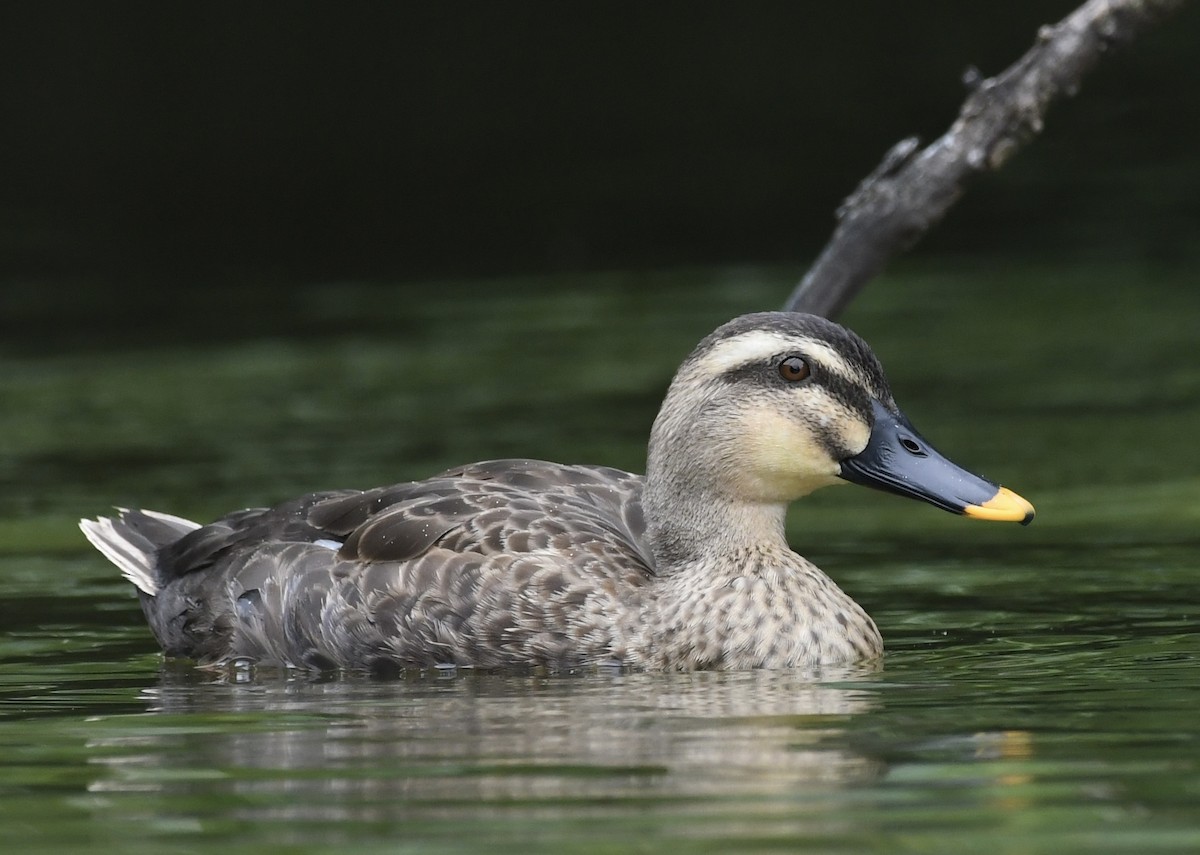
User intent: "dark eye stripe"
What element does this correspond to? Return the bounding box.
[817,372,874,429]
[718,356,873,422]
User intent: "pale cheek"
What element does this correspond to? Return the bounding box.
[841,416,871,456]
[731,411,843,500]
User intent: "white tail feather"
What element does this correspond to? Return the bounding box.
[79,510,202,596]
[138,508,204,532]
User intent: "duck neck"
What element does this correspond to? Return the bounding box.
[642,472,792,573]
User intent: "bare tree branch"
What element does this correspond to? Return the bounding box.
[783,0,1188,319]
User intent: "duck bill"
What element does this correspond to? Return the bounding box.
[838,400,1034,525]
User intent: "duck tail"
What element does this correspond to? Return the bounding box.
[79,509,202,596]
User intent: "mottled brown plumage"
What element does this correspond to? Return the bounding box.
[81,312,1032,672]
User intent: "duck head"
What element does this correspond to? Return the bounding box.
[645,311,1034,529]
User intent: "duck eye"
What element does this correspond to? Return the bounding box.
[778,356,811,382]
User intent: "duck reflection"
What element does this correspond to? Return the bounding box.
[87,666,885,822]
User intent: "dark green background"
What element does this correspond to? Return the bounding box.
[1,1,1196,287]
[4,8,1200,851]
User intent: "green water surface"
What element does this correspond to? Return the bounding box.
[1,262,1198,853]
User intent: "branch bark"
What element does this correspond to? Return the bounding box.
[782,0,1188,319]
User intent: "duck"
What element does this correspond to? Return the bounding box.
[80,311,1034,672]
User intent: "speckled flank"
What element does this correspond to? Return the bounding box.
[81,311,899,672]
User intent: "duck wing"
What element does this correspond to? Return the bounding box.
[311,459,651,566]
[147,459,653,669]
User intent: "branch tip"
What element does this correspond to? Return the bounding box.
[782,0,1185,319]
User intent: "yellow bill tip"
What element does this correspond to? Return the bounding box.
[963,486,1035,525]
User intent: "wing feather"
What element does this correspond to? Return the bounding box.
[141,459,653,668]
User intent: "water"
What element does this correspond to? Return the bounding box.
[2,262,1199,853]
